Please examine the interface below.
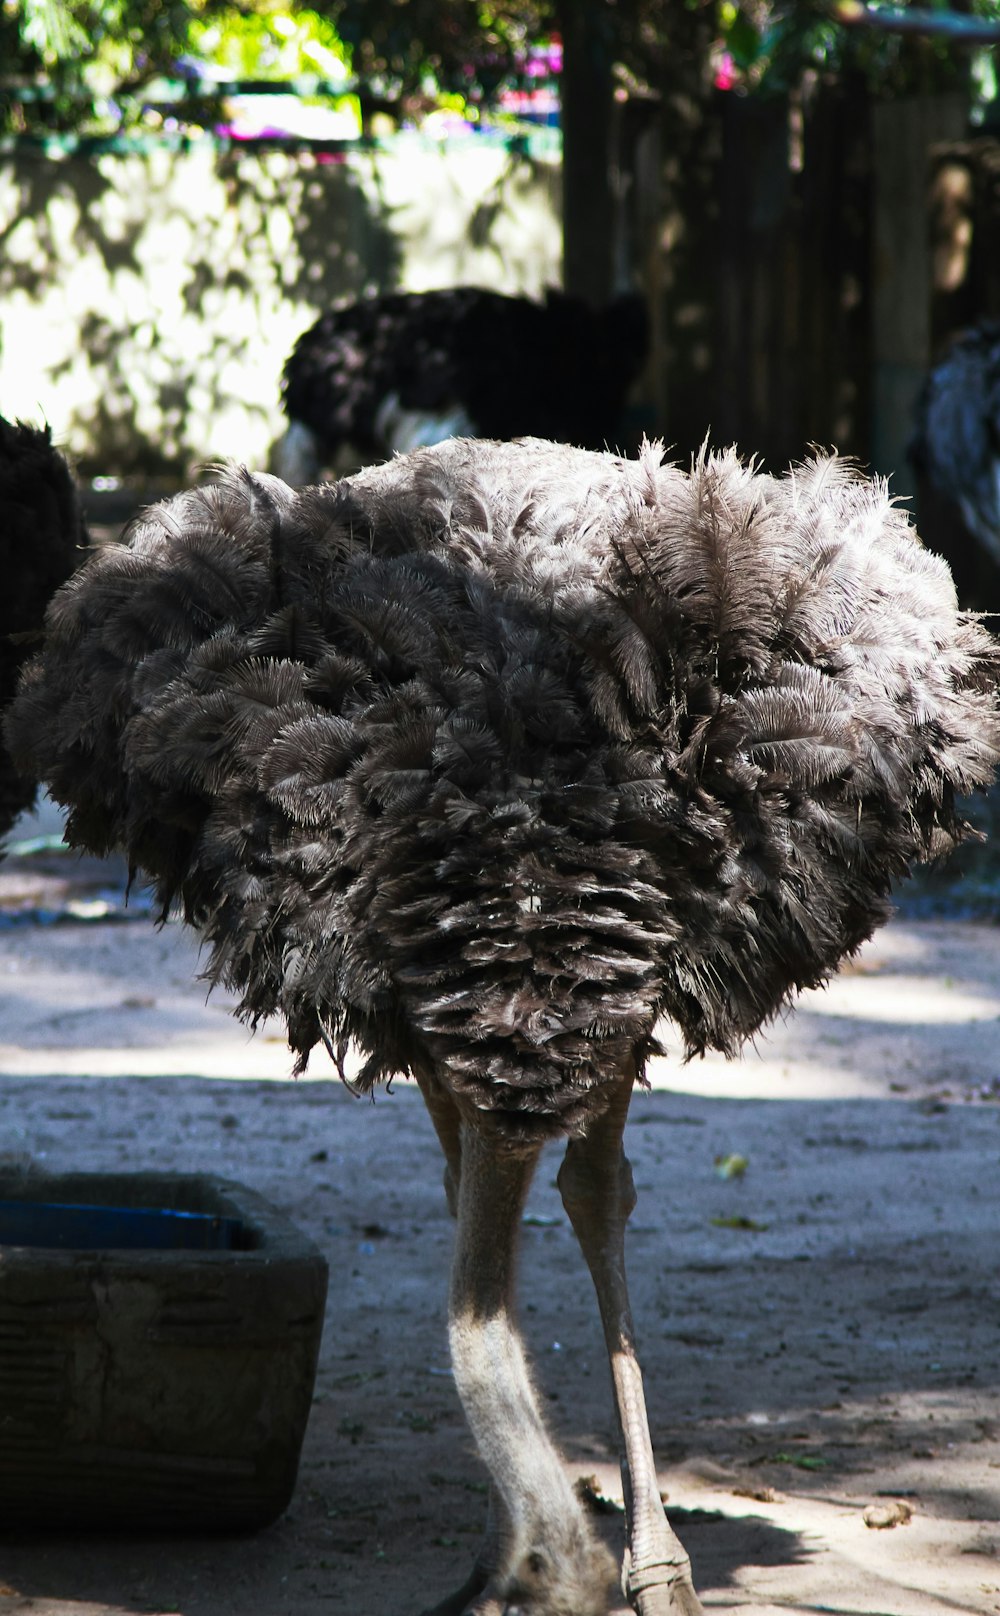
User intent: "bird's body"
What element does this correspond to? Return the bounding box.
[276,286,649,481]
[0,414,86,842]
[8,437,999,1615]
[910,320,1000,605]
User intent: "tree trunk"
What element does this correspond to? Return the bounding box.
[870,94,967,497]
[556,0,615,305]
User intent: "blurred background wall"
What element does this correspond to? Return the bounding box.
[0,137,561,478]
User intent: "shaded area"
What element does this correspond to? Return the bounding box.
[0,797,998,1612]
[897,785,1000,918]
[0,841,150,926]
[0,1054,995,1611]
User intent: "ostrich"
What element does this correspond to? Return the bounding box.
[909,320,1000,608]
[275,285,650,482]
[6,437,999,1616]
[0,414,86,844]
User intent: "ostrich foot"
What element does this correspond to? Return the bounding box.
[500,1538,618,1615]
[422,1539,617,1616]
[624,1550,704,1616]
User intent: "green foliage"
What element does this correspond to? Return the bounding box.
[4,0,201,133]
[717,1,1000,96]
[1,0,352,136]
[0,0,558,135]
[328,0,555,105]
[188,7,350,81]
[17,0,90,60]
[3,0,998,139]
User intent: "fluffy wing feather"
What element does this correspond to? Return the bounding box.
[7,437,999,1137]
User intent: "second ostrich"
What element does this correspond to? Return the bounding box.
[7,437,999,1616]
[0,413,86,843]
[909,320,1000,608]
[276,285,649,481]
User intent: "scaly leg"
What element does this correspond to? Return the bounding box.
[557,1071,703,1616]
[446,1118,616,1616]
[414,1068,508,1614]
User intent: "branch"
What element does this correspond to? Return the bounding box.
[830,2,1000,43]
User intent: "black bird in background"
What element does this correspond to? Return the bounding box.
[910,320,1000,608]
[0,415,86,843]
[8,437,999,1616]
[275,285,650,481]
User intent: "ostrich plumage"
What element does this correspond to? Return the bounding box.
[909,320,1000,605]
[7,436,1000,1616]
[276,286,649,481]
[0,414,86,843]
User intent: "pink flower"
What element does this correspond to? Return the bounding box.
[714,50,736,91]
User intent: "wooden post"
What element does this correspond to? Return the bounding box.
[870,96,966,500]
[556,1,615,305]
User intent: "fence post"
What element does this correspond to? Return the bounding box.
[870,95,966,501]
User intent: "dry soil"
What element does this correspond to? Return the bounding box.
[0,802,998,1616]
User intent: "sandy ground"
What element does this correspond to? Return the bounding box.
[0,801,998,1616]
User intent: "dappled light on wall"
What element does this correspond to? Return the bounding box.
[0,140,560,479]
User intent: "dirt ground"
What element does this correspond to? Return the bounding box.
[0,802,998,1616]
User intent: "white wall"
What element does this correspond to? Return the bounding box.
[0,135,561,477]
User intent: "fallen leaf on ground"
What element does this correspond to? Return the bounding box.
[863,1499,914,1529]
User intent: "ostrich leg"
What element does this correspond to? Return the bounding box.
[415,1069,508,1616]
[443,1117,617,1616]
[557,1071,703,1616]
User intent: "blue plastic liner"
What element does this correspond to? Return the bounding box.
[0,1199,243,1250]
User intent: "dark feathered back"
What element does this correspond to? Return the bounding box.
[0,415,87,840]
[7,440,998,1136]
[282,287,649,462]
[910,321,1000,561]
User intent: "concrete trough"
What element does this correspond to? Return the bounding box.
[0,1168,328,1532]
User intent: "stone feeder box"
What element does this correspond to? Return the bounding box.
[0,1168,328,1532]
